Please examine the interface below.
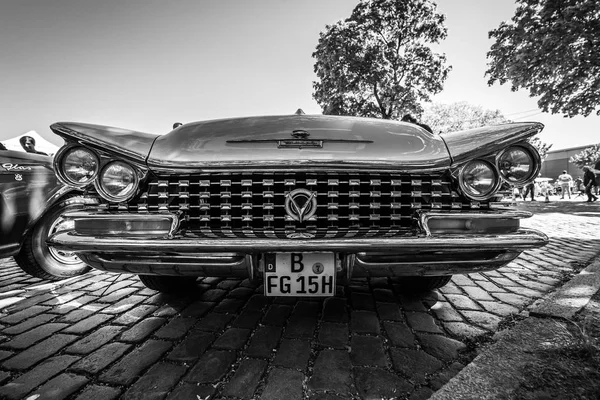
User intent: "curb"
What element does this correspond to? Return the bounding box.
[430,256,600,400]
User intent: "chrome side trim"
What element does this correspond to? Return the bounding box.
[417,210,533,236]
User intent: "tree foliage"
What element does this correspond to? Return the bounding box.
[486,0,600,117]
[421,101,552,159]
[569,143,600,169]
[422,102,509,134]
[312,0,451,119]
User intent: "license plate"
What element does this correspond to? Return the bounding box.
[264,252,336,297]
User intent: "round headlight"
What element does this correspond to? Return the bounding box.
[459,160,499,200]
[497,146,535,184]
[61,147,99,186]
[97,161,138,202]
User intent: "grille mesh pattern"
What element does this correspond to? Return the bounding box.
[113,172,487,239]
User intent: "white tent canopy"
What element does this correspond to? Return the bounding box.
[2,130,61,156]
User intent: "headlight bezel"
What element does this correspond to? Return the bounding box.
[54,146,100,188]
[458,159,501,201]
[95,160,139,203]
[495,143,541,186]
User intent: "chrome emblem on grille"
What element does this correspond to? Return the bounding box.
[285,188,317,223]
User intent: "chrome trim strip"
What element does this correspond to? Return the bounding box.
[417,210,532,236]
[48,229,548,253]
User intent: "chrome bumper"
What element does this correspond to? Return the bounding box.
[47,208,548,279]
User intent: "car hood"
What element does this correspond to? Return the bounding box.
[146,115,451,171]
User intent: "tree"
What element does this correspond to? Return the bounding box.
[422,102,509,134]
[569,143,600,169]
[486,0,600,117]
[312,0,451,120]
[422,101,552,159]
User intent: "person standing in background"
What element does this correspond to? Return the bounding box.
[557,170,573,199]
[582,166,598,202]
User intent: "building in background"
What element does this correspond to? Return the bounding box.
[540,144,595,181]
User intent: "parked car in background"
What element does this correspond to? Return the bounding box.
[0,148,95,280]
[47,112,548,294]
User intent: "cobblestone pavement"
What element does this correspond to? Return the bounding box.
[0,200,599,399]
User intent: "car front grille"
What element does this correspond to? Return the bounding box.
[114,171,488,239]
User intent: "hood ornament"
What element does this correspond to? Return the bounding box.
[285,188,317,223]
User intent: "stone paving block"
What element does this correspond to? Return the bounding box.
[372,288,396,303]
[179,300,214,317]
[417,333,466,362]
[390,347,443,384]
[461,311,503,331]
[443,322,488,339]
[292,301,321,318]
[100,339,172,385]
[1,313,55,335]
[98,287,139,303]
[232,309,263,329]
[376,302,402,321]
[100,295,147,314]
[228,286,255,299]
[121,362,187,400]
[154,316,196,339]
[166,383,215,400]
[451,275,476,287]
[185,349,236,383]
[247,325,282,358]
[406,312,443,333]
[167,330,216,362]
[461,286,495,301]
[262,304,293,326]
[66,325,124,354]
[308,350,352,395]
[443,294,482,311]
[284,316,317,339]
[318,322,349,349]
[2,322,68,349]
[350,335,387,366]
[397,295,428,312]
[3,293,55,313]
[272,339,310,371]
[0,371,9,385]
[50,295,98,314]
[0,349,12,361]
[112,304,157,325]
[354,367,412,399]
[26,372,88,400]
[245,294,271,311]
[506,286,544,298]
[217,278,241,290]
[119,317,166,343]
[70,342,131,374]
[478,301,520,317]
[491,292,532,308]
[222,358,267,398]
[0,305,50,324]
[0,354,80,400]
[439,282,464,295]
[383,321,416,348]
[56,304,106,324]
[476,280,506,293]
[429,301,464,322]
[3,333,78,370]
[195,312,234,332]
[350,311,380,334]
[321,297,348,322]
[213,298,246,313]
[73,384,122,400]
[212,327,252,350]
[261,368,304,400]
[351,292,376,311]
[42,291,85,306]
[199,288,227,302]
[63,313,113,334]
[410,387,436,400]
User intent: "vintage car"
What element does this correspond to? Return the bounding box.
[46,112,548,295]
[0,149,95,279]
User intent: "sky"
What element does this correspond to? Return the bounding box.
[0,0,597,151]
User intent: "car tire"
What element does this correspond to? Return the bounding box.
[138,275,198,293]
[15,194,91,280]
[397,276,452,293]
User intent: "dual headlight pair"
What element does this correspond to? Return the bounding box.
[459,144,540,201]
[56,147,138,202]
